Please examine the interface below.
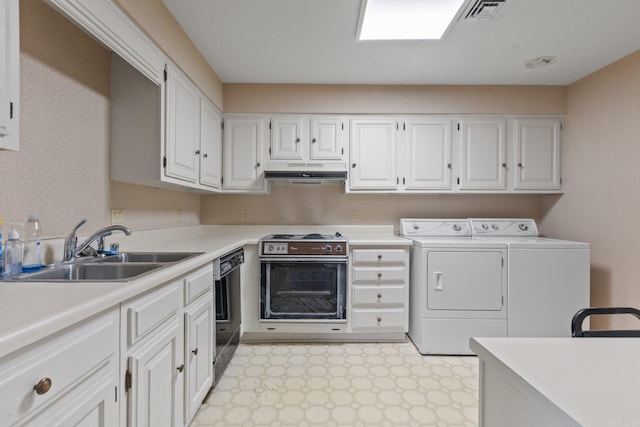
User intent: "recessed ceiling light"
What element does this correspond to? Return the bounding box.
[525,56,557,69]
[357,0,467,40]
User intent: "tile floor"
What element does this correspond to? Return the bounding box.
[190,341,479,427]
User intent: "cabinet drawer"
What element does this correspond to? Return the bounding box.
[352,286,404,307]
[352,266,405,283]
[352,249,405,264]
[0,308,118,426]
[352,309,405,330]
[126,281,181,346]
[184,264,213,305]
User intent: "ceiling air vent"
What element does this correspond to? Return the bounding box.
[461,0,508,20]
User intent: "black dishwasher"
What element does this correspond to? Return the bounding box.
[213,247,243,385]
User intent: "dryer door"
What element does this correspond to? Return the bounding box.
[427,251,504,311]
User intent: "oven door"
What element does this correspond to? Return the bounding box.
[260,258,347,321]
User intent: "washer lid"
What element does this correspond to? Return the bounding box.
[476,236,589,249]
[400,219,471,237]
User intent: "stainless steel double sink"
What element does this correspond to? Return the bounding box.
[8,252,203,282]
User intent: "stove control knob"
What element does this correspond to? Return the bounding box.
[519,224,529,231]
[267,244,274,252]
[336,245,343,252]
[482,224,489,230]
[325,245,332,252]
[492,224,499,230]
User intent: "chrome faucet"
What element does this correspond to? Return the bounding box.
[63,219,132,262]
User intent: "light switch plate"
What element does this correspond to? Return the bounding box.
[112,208,125,225]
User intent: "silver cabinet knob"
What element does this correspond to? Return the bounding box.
[377,293,382,299]
[202,153,208,158]
[256,162,261,168]
[352,163,357,168]
[311,138,317,143]
[177,364,184,373]
[295,137,301,143]
[377,317,382,322]
[377,272,382,278]
[195,150,201,155]
[192,348,198,356]
[34,378,52,395]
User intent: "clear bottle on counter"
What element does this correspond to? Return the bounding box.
[23,214,43,273]
[3,224,24,277]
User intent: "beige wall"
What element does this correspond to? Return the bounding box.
[201,185,543,230]
[223,84,567,114]
[115,0,224,110]
[0,0,200,238]
[540,50,640,329]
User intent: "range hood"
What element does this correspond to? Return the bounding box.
[264,170,347,185]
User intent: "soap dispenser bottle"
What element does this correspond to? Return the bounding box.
[3,225,24,277]
[23,214,43,272]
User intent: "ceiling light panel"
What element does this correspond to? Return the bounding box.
[358,0,466,40]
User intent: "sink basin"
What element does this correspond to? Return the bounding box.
[15,263,164,282]
[93,252,203,264]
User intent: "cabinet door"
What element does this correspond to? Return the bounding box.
[184,294,214,424]
[270,116,305,160]
[27,368,117,427]
[458,118,507,190]
[513,118,561,191]
[222,117,267,191]
[404,117,453,190]
[199,98,222,189]
[309,117,345,161]
[0,0,18,150]
[165,64,199,183]
[350,118,398,190]
[128,319,183,427]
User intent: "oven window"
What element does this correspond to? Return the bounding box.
[261,261,346,320]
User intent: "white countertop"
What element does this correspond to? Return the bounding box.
[470,337,640,427]
[0,224,410,359]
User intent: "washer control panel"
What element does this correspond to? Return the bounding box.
[469,218,538,237]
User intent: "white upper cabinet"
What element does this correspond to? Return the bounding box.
[309,117,345,161]
[165,63,200,184]
[270,116,305,161]
[267,115,347,169]
[222,115,269,192]
[349,118,398,190]
[457,117,508,191]
[199,98,222,189]
[512,117,562,191]
[402,117,453,190]
[0,0,18,151]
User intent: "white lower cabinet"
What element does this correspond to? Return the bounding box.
[122,264,215,427]
[121,279,184,427]
[183,266,214,425]
[0,308,119,426]
[350,247,409,335]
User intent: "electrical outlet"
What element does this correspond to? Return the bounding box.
[352,210,359,222]
[112,208,125,225]
[237,209,246,222]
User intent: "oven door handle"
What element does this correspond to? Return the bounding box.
[260,258,348,263]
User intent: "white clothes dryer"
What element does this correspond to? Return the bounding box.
[400,219,508,355]
[470,218,590,337]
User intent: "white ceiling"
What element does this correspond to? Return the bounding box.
[161,0,640,85]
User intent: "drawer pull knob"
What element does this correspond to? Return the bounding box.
[377,254,382,260]
[377,273,382,278]
[177,364,185,373]
[34,378,52,395]
[377,293,382,299]
[377,317,382,322]
[192,348,198,356]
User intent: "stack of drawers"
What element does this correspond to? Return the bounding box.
[350,248,409,332]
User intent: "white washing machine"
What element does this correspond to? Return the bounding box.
[470,218,590,337]
[400,219,508,355]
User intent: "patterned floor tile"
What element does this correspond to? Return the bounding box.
[190,342,479,427]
